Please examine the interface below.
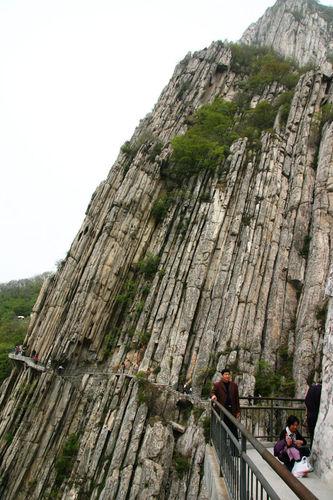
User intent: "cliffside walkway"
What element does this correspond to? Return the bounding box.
[8,353,46,372]
[6,356,333,498]
[209,400,333,500]
[246,446,333,500]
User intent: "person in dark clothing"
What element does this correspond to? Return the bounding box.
[305,382,322,448]
[211,368,240,441]
[274,415,310,471]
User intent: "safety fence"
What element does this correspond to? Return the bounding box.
[210,401,317,500]
[239,396,307,442]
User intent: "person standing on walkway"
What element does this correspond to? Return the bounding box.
[211,368,240,439]
[305,380,322,448]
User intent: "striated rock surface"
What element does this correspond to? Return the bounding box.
[241,0,333,67]
[0,1,333,498]
[312,266,333,484]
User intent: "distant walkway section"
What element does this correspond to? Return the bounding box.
[8,353,46,373]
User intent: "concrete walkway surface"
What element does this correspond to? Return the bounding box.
[247,447,333,500]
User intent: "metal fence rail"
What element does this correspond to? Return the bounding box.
[239,397,308,441]
[210,401,317,500]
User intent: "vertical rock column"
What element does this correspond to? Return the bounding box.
[312,266,333,485]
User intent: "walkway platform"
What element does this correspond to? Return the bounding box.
[204,445,229,500]
[247,446,333,500]
[8,353,46,372]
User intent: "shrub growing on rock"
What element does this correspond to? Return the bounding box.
[54,434,80,487]
[169,99,237,183]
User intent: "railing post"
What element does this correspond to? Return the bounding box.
[240,434,247,500]
[270,398,274,441]
[219,413,223,477]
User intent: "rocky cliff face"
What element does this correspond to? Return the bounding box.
[241,0,333,67]
[312,266,333,485]
[0,1,333,498]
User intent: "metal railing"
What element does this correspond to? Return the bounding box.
[210,401,317,500]
[239,397,308,441]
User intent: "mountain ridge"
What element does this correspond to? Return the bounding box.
[241,0,333,66]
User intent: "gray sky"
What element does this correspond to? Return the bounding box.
[0,0,332,283]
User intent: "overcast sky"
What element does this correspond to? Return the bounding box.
[0,0,332,283]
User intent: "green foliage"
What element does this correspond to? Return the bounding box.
[316,301,328,329]
[136,254,160,279]
[300,235,311,258]
[255,360,280,397]
[151,193,173,223]
[230,44,299,93]
[121,141,138,172]
[199,189,212,203]
[0,277,44,321]
[168,90,294,185]
[169,99,237,183]
[246,100,276,129]
[275,91,294,125]
[321,103,333,125]
[277,347,296,397]
[18,381,37,397]
[173,451,191,478]
[148,140,164,162]
[54,434,80,487]
[5,432,13,445]
[309,104,333,169]
[103,328,120,358]
[245,53,298,93]
[136,370,148,381]
[165,44,303,185]
[115,280,138,305]
[0,276,45,384]
[141,284,151,297]
[120,141,134,156]
[121,129,155,172]
[171,132,224,179]
[136,371,152,405]
[135,372,161,413]
[229,44,270,75]
[135,301,145,315]
[255,354,295,398]
[136,330,151,349]
[236,100,277,144]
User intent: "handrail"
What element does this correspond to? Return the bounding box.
[239,398,308,441]
[212,400,317,500]
[240,405,306,411]
[240,396,305,403]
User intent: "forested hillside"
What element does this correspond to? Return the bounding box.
[0,274,48,382]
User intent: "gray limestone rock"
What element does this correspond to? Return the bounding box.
[311,267,333,486]
[241,0,333,67]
